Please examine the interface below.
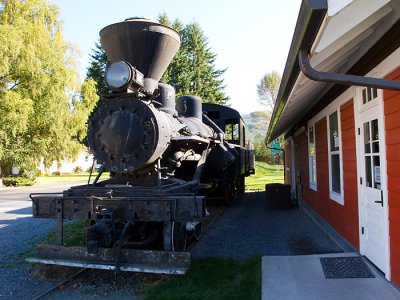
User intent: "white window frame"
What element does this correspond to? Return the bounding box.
[308,124,317,191]
[327,109,344,205]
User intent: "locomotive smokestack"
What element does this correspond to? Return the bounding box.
[100,18,180,95]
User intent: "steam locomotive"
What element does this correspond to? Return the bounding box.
[28,18,254,274]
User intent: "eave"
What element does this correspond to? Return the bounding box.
[267,0,400,143]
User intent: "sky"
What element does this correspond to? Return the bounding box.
[51,0,302,114]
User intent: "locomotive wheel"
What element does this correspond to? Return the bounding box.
[238,176,245,194]
[223,181,235,205]
[172,222,187,252]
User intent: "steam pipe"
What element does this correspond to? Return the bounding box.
[202,113,224,142]
[299,49,400,90]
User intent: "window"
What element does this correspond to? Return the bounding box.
[225,121,239,143]
[308,125,317,190]
[328,111,343,204]
[363,119,381,190]
[362,87,378,104]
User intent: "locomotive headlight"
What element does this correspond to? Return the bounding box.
[105,61,132,91]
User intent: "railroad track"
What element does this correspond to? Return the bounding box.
[31,202,227,299]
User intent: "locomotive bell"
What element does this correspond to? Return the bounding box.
[100,18,180,95]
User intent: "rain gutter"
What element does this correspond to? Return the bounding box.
[266,0,327,143]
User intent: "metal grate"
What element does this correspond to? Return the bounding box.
[320,257,375,279]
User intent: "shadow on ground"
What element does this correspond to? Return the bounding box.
[192,191,343,259]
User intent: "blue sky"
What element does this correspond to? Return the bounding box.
[51,0,301,114]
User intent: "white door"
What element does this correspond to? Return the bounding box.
[358,91,389,277]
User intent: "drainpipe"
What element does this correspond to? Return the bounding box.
[298,50,400,90]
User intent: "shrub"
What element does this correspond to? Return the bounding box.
[20,167,39,180]
[2,176,35,187]
[73,166,84,173]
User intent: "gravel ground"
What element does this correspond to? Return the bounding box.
[192,191,344,259]
[0,223,143,299]
[0,214,61,299]
[0,182,143,299]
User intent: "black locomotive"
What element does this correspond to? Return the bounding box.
[29,18,254,274]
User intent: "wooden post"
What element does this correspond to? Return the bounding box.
[56,197,64,245]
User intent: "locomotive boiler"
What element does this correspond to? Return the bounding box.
[28,18,254,274]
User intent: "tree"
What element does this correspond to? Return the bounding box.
[257,71,281,111]
[86,42,109,97]
[0,0,98,176]
[159,15,228,105]
[87,14,228,105]
[244,110,271,141]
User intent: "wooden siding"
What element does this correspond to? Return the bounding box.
[384,67,400,285]
[294,100,359,251]
[284,140,292,185]
[294,131,308,206]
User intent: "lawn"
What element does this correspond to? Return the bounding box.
[143,256,261,300]
[245,161,284,191]
[36,172,110,183]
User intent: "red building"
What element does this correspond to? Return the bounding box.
[267,0,400,286]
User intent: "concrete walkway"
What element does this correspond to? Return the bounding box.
[262,252,400,300]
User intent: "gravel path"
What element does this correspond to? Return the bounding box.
[192,191,344,259]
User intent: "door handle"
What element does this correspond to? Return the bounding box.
[374,190,384,207]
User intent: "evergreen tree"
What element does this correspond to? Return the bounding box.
[168,21,228,104]
[0,0,98,176]
[86,42,109,96]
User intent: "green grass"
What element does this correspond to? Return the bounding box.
[143,256,261,300]
[36,172,110,183]
[44,220,85,246]
[245,161,284,191]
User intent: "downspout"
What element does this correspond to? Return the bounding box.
[298,50,400,90]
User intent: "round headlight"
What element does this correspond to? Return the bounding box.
[105,61,132,90]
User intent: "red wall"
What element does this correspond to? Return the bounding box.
[294,99,359,249]
[384,67,400,285]
[294,130,308,203]
[284,141,292,185]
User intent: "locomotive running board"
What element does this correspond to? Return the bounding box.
[27,244,191,275]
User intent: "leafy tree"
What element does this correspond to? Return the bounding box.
[244,110,284,164]
[257,70,281,111]
[87,14,228,105]
[244,110,271,141]
[0,0,98,176]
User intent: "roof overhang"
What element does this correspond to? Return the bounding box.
[267,0,400,142]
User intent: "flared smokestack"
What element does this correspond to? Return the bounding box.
[100,18,180,94]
